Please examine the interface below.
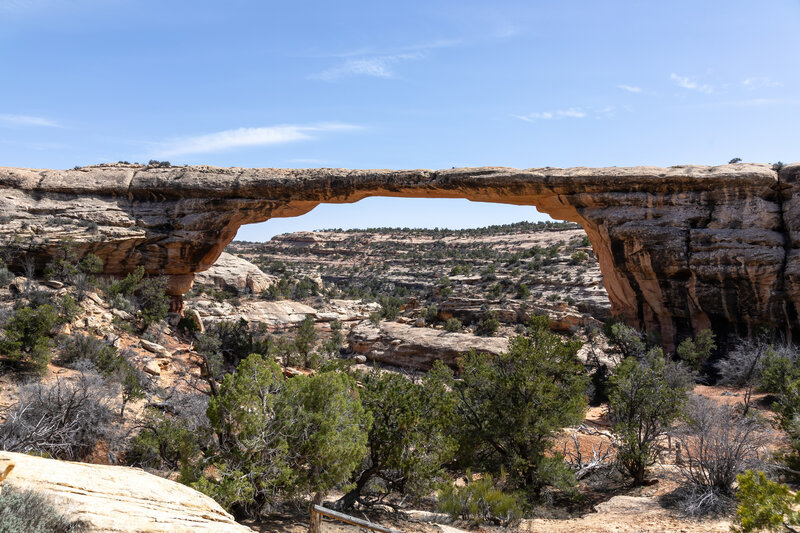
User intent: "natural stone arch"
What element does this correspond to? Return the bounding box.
[2,162,798,351]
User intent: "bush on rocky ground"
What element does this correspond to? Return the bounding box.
[0,485,88,533]
[335,367,456,510]
[0,370,117,460]
[608,348,692,485]
[440,316,588,495]
[665,395,767,517]
[437,472,524,527]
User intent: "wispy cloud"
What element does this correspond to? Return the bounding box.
[310,55,418,81]
[310,52,426,81]
[155,123,359,157]
[322,39,460,59]
[310,39,459,81]
[742,77,782,90]
[670,73,714,94]
[513,108,588,122]
[617,84,643,93]
[0,113,60,127]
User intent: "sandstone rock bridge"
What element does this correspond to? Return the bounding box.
[2,162,799,351]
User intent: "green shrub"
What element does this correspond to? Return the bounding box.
[136,276,169,328]
[377,295,404,320]
[732,470,800,532]
[107,266,144,300]
[56,294,81,324]
[608,348,692,485]
[475,313,499,337]
[425,305,439,324]
[127,393,211,475]
[445,318,463,332]
[570,250,589,264]
[606,322,646,359]
[276,371,371,507]
[760,345,800,395]
[109,293,133,313]
[676,329,716,371]
[336,368,456,509]
[0,485,88,533]
[516,283,530,299]
[438,472,524,527]
[196,354,290,515]
[441,317,588,493]
[195,356,371,520]
[0,304,59,374]
[293,315,317,366]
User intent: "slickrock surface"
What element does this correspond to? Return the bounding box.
[349,320,509,370]
[0,451,251,532]
[3,162,799,349]
[193,251,276,294]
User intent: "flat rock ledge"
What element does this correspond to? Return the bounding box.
[0,451,250,533]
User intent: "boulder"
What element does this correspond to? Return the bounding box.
[348,320,508,370]
[143,359,161,376]
[0,451,251,532]
[194,252,275,295]
[140,339,171,358]
[191,298,317,326]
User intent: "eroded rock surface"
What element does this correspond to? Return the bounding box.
[348,320,509,370]
[3,162,799,349]
[194,251,276,295]
[0,451,251,532]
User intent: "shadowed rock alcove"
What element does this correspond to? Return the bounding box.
[2,162,799,351]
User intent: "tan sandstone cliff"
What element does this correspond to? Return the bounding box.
[2,162,798,350]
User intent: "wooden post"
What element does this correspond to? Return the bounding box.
[309,492,323,533]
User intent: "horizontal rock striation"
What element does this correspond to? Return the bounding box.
[2,162,798,350]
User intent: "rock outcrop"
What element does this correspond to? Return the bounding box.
[3,162,799,350]
[348,320,509,370]
[0,451,251,532]
[193,251,275,294]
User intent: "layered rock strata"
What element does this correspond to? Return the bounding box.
[2,162,798,350]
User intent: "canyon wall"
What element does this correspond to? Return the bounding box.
[1,162,797,350]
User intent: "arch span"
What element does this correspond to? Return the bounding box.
[2,162,798,351]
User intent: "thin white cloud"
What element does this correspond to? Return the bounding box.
[309,39,462,81]
[323,39,460,59]
[670,73,714,94]
[0,113,60,127]
[156,123,359,157]
[513,108,588,122]
[742,77,782,90]
[311,52,423,81]
[617,84,643,93]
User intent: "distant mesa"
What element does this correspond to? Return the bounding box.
[2,161,799,351]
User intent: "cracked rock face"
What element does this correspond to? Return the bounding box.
[2,162,798,350]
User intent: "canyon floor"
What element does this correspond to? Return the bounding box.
[0,222,782,532]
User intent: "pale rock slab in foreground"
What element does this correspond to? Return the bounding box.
[0,451,251,533]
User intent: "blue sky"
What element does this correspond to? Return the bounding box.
[2,0,799,240]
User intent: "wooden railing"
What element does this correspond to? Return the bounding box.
[311,504,402,533]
